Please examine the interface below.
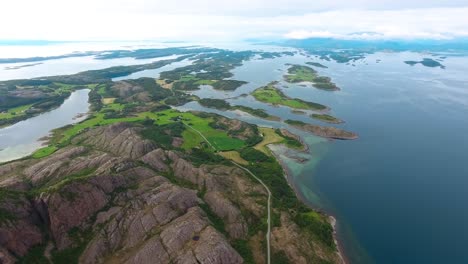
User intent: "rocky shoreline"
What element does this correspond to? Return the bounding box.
[266,136,347,264]
[285,120,358,140]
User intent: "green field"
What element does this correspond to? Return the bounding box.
[151,109,245,151]
[0,104,33,120]
[43,109,245,158]
[284,65,318,83]
[251,84,327,111]
[32,146,58,159]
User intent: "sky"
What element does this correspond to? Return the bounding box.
[1,0,468,41]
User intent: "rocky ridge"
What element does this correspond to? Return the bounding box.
[0,122,343,264]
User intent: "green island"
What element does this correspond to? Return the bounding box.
[0,48,344,264]
[311,113,344,124]
[404,58,445,69]
[284,64,340,91]
[285,119,358,140]
[251,82,328,110]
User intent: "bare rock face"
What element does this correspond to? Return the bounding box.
[204,192,248,239]
[0,122,340,264]
[194,226,243,264]
[172,137,184,148]
[139,148,169,172]
[74,123,156,159]
[0,247,16,264]
[0,195,43,257]
[23,146,88,184]
[112,81,144,99]
[271,213,344,264]
[42,166,157,250]
[79,176,242,264]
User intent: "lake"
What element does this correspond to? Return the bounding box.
[0,89,90,162]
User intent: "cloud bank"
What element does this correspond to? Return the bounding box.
[1,0,467,41]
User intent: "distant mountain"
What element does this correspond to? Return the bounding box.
[275,38,468,53]
[0,40,72,46]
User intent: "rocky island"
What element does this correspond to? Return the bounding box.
[285,119,358,140]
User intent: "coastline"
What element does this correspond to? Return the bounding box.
[266,135,348,264]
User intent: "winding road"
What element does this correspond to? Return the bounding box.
[183,122,272,264]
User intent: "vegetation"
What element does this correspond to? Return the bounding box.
[238,148,336,249]
[251,83,327,110]
[232,239,255,264]
[404,58,445,69]
[198,98,231,110]
[32,146,58,159]
[141,122,185,149]
[199,202,226,235]
[284,65,339,91]
[51,227,93,264]
[254,127,284,155]
[274,129,303,149]
[211,80,247,91]
[294,211,335,249]
[240,147,271,163]
[218,151,249,165]
[311,114,343,124]
[0,104,33,120]
[17,244,50,264]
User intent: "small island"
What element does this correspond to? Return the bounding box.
[306,62,328,68]
[404,58,445,69]
[311,113,344,124]
[284,65,340,91]
[198,98,231,110]
[211,79,248,90]
[233,105,281,121]
[285,119,358,140]
[252,82,328,111]
[197,98,281,121]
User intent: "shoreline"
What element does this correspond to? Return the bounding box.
[266,141,348,264]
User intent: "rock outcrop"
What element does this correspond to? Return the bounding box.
[0,122,342,264]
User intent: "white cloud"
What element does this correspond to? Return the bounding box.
[0,1,467,41]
